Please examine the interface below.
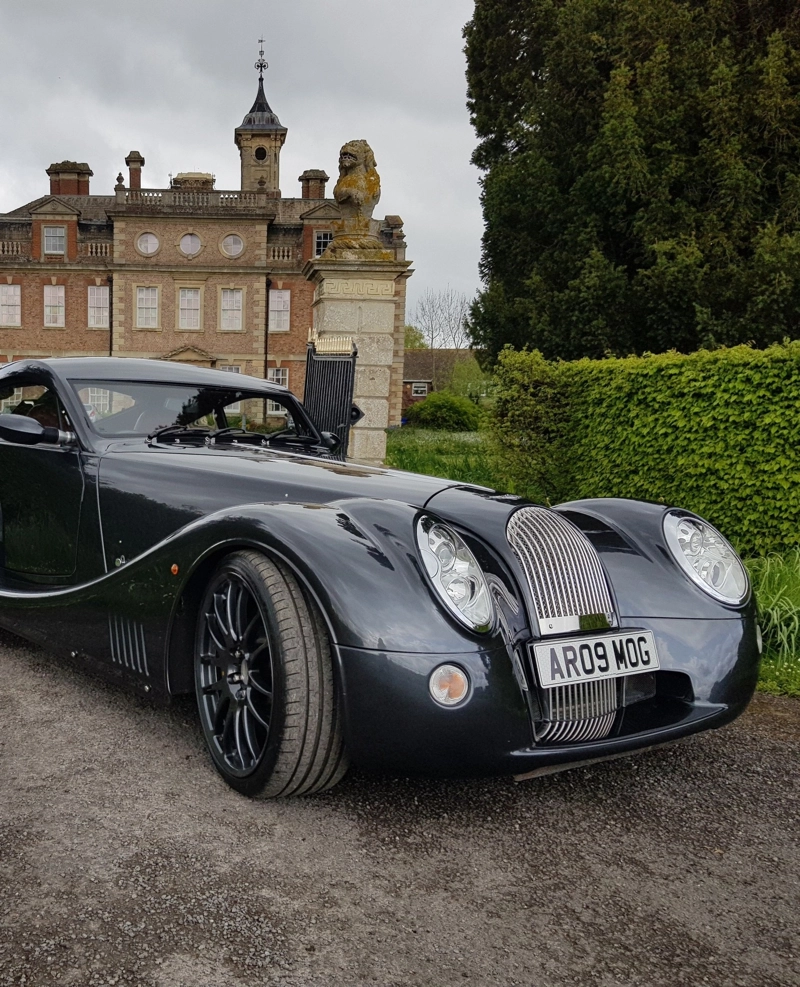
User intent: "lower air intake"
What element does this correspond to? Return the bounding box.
[536,677,619,744]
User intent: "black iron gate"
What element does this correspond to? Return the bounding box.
[303,336,360,460]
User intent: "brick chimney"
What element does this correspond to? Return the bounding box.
[46,161,93,195]
[125,151,145,190]
[298,169,329,199]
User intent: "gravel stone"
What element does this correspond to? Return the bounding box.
[0,629,797,987]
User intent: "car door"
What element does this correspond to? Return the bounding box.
[0,380,85,579]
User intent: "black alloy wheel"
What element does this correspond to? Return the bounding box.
[194,550,348,797]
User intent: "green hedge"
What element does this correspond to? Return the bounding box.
[492,342,800,556]
[405,391,484,431]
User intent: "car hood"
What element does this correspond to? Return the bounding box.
[101,440,472,509]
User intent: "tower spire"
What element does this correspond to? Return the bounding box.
[255,37,268,81]
[234,40,288,194]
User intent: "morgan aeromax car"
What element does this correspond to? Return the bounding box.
[0,358,760,797]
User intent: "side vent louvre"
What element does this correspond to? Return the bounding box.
[109,616,149,677]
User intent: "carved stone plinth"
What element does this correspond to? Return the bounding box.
[303,256,412,464]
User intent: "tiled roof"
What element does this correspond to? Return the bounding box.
[403,349,476,386]
[1,195,116,222]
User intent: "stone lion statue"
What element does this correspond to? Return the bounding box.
[322,140,393,259]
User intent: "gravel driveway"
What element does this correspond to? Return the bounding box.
[0,628,797,987]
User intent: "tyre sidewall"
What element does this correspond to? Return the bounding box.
[194,553,288,797]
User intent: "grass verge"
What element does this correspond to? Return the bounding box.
[386,427,799,698]
[385,428,499,488]
[746,552,800,697]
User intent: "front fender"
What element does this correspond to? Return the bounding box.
[555,498,757,621]
[0,499,514,700]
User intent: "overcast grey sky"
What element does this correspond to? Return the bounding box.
[0,0,481,313]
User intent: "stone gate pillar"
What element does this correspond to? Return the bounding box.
[303,256,412,464]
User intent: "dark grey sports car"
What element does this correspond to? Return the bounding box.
[0,357,760,796]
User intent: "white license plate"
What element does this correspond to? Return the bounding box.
[533,630,660,689]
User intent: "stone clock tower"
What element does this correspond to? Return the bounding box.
[234,41,287,195]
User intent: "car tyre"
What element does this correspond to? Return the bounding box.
[194,550,348,797]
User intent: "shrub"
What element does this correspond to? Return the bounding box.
[746,551,800,696]
[492,341,800,556]
[405,391,483,432]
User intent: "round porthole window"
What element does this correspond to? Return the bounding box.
[137,232,159,255]
[221,234,244,257]
[180,233,202,256]
[254,146,267,161]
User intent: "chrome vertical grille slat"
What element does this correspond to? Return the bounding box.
[507,507,614,627]
[533,676,619,744]
[508,507,621,744]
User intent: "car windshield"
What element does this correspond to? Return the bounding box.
[69,379,314,439]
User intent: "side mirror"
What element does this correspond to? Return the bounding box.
[350,404,365,426]
[319,431,342,452]
[0,414,67,446]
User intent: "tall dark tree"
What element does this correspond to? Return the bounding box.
[464,0,800,361]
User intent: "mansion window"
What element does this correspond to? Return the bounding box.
[179,288,201,329]
[86,387,111,415]
[314,231,333,257]
[411,382,429,398]
[268,367,289,414]
[44,285,65,327]
[180,233,201,257]
[0,284,21,326]
[220,289,243,331]
[44,226,65,254]
[136,287,159,328]
[137,232,159,255]
[219,364,241,413]
[269,289,290,332]
[0,387,22,413]
[221,234,244,258]
[88,285,109,328]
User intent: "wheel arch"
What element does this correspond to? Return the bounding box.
[165,537,344,697]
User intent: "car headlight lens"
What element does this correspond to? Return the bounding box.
[416,517,493,632]
[663,511,749,605]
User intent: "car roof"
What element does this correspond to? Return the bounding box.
[15,357,289,395]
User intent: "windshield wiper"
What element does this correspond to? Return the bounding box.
[147,424,212,443]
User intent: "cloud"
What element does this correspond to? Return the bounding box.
[0,0,482,310]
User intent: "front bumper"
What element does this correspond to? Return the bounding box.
[335,615,760,778]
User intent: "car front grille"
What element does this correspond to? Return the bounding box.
[507,506,619,743]
[535,678,619,743]
[506,506,614,630]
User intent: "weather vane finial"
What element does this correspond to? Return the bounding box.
[255,38,268,80]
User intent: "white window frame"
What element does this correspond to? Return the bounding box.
[136,232,160,256]
[220,233,244,258]
[0,387,22,413]
[268,367,289,414]
[44,226,66,254]
[87,387,111,415]
[219,364,242,413]
[178,287,202,330]
[179,233,202,257]
[220,288,243,331]
[136,286,159,329]
[88,285,109,329]
[314,231,333,257]
[269,289,291,332]
[411,382,429,398]
[44,284,65,327]
[0,284,21,327]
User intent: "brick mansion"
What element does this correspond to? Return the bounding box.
[0,52,409,418]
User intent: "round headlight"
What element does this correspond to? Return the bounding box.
[663,511,749,605]
[416,516,493,632]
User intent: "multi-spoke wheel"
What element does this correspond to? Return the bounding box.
[194,550,347,797]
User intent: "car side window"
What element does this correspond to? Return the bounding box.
[0,382,70,431]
